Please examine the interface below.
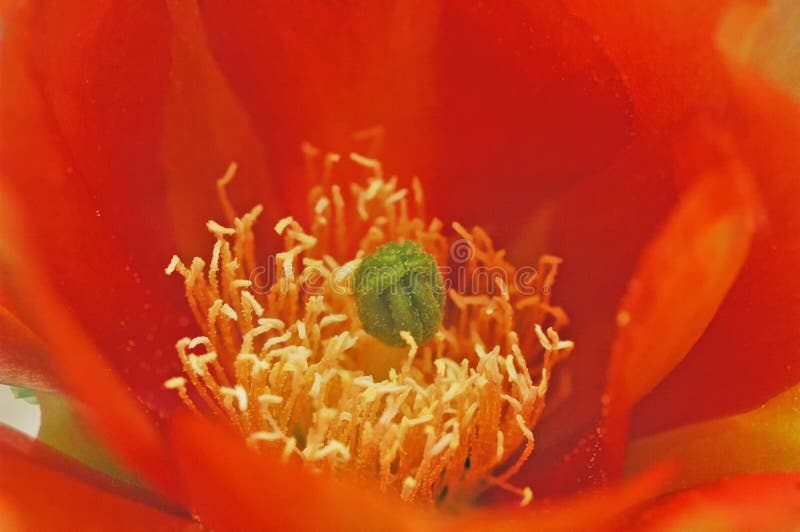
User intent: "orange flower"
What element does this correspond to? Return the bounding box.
[2,1,799,530]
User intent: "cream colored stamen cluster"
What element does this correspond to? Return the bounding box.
[165,152,572,507]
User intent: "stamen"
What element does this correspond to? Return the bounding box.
[216,162,238,225]
[207,220,235,236]
[163,376,198,413]
[274,216,294,236]
[164,150,573,507]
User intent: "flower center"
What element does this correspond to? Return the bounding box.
[164,148,573,507]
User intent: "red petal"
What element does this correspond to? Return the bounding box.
[197,0,633,235]
[162,0,284,258]
[530,1,740,449]
[610,167,757,405]
[0,2,188,414]
[5,257,180,497]
[427,0,633,233]
[0,192,178,498]
[520,122,761,495]
[632,62,800,435]
[602,153,758,472]
[530,1,800,458]
[563,1,734,136]
[0,2,186,494]
[627,383,800,494]
[0,425,196,531]
[626,473,800,530]
[0,0,191,413]
[525,145,681,458]
[197,1,443,220]
[168,413,433,531]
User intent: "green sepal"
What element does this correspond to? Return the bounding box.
[36,390,140,485]
[10,386,38,405]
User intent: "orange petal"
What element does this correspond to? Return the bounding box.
[457,463,672,532]
[0,303,56,390]
[0,425,197,531]
[168,413,435,531]
[717,0,800,102]
[0,185,55,391]
[626,383,800,494]
[626,472,800,530]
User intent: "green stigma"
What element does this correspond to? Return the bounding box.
[354,241,445,346]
